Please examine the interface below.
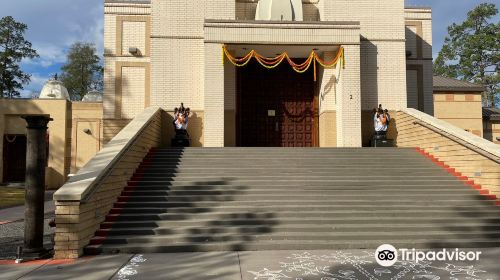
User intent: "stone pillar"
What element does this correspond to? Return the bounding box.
[336,45,362,147]
[21,115,52,260]
[204,43,225,147]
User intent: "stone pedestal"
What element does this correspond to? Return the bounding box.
[21,115,53,260]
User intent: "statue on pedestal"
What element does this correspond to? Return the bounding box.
[171,103,191,147]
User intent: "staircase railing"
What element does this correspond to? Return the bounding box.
[53,106,163,259]
[395,108,500,196]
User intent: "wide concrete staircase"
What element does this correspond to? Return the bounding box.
[85,148,500,254]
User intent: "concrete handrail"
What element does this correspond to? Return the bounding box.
[54,106,161,202]
[400,108,500,160]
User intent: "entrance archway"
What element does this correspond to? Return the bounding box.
[2,134,27,182]
[236,59,318,147]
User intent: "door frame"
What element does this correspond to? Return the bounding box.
[235,64,319,147]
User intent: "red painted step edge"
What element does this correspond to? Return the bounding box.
[415,147,498,205]
[88,148,158,247]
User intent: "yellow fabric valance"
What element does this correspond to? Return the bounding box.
[222,46,344,81]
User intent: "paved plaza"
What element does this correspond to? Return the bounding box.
[1,249,499,280]
[0,192,55,260]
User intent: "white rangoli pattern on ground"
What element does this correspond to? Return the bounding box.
[247,251,492,280]
[116,255,148,280]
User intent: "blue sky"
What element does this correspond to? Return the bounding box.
[0,0,498,96]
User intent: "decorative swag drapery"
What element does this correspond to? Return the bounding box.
[222,46,344,81]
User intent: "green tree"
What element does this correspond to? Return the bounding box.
[434,3,500,107]
[0,16,38,98]
[60,42,103,101]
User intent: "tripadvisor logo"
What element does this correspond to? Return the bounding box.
[375,244,482,267]
[375,244,398,267]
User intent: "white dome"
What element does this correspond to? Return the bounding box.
[82,91,103,102]
[256,0,303,21]
[39,79,70,100]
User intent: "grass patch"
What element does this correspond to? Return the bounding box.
[0,187,25,209]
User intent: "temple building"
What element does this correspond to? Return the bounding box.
[103,0,432,147]
[1,0,497,189]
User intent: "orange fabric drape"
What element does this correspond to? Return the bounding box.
[222,46,344,81]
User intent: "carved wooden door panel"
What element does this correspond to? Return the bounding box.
[237,59,317,147]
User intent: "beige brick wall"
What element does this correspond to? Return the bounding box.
[405,8,433,115]
[104,57,150,119]
[434,92,483,137]
[152,0,204,37]
[103,119,132,144]
[122,21,146,55]
[121,66,146,118]
[205,0,235,20]
[104,3,151,126]
[319,111,337,147]
[150,38,204,110]
[336,44,362,147]
[484,120,500,144]
[324,0,405,40]
[71,102,104,174]
[395,110,500,196]
[361,41,407,110]
[204,43,225,147]
[318,51,338,113]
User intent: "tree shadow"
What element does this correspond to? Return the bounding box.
[87,147,278,253]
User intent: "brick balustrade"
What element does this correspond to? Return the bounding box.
[396,108,500,197]
[53,107,163,259]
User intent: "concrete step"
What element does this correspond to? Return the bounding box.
[121,189,481,197]
[116,193,493,203]
[132,171,451,177]
[133,168,450,174]
[85,238,500,255]
[127,180,467,187]
[111,204,499,214]
[132,175,457,181]
[100,216,500,228]
[96,223,500,236]
[122,185,472,191]
[107,210,500,221]
[95,231,500,245]
[114,199,497,208]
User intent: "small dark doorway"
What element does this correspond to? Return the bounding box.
[236,59,318,147]
[2,134,27,183]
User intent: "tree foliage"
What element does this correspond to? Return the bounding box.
[0,16,38,98]
[60,42,103,101]
[434,3,500,107]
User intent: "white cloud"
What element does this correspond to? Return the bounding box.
[2,0,103,69]
[18,73,50,98]
[22,44,67,68]
[27,73,50,92]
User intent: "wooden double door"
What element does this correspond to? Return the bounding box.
[237,59,318,147]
